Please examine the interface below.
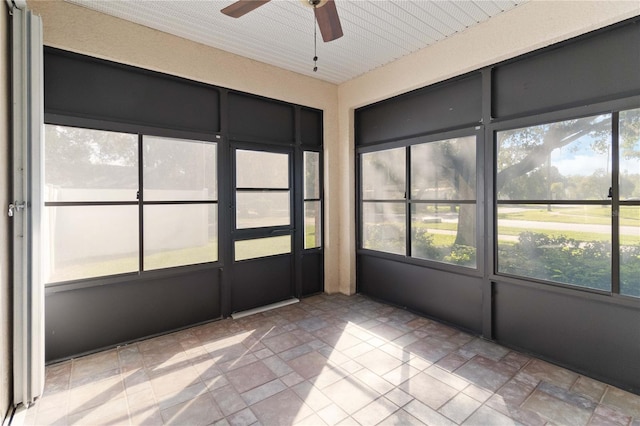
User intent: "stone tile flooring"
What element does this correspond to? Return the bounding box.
[21,294,640,425]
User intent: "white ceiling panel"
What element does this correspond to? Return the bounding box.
[66,0,525,84]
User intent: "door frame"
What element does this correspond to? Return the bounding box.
[229,142,296,313]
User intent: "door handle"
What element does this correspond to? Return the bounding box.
[270,229,291,235]
[8,201,26,217]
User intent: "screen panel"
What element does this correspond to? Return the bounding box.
[44,48,220,133]
[301,107,323,147]
[356,73,482,146]
[228,92,294,142]
[493,22,640,118]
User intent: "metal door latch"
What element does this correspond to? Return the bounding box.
[8,201,25,217]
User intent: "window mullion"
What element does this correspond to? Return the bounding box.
[138,134,144,273]
[406,146,411,257]
[611,112,620,294]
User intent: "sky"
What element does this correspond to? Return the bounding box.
[550,136,640,177]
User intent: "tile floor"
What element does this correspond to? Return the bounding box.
[20,294,640,425]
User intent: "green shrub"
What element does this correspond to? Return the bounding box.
[444,244,476,267]
[411,228,441,260]
[621,245,640,297]
[499,231,640,294]
[363,223,405,255]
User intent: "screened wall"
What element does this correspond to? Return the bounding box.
[355,19,640,393]
[43,48,324,361]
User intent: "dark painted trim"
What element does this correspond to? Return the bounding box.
[356,72,482,146]
[230,255,293,313]
[228,91,295,144]
[493,280,640,394]
[357,126,484,152]
[44,261,223,294]
[495,200,612,205]
[137,134,144,274]
[492,20,640,120]
[294,107,304,299]
[405,144,412,257]
[356,125,484,279]
[300,106,323,147]
[141,200,219,205]
[235,188,289,192]
[45,316,222,365]
[355,19,640,394]
[45,267,222,361]
[218,89,232,318]
[356,247,482,279]
[358,254,483,334]
[611,112,621,295]
[44,201,138,207]
[45,113,222,144]
[45,47,221,134]
[487,95,640,132]
[42,47,324,359]
[487,268,640,309]
[482,69,495,340]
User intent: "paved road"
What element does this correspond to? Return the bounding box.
[498,219,638,236]
[428,218,638,242]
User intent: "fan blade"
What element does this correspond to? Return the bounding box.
[221,0,271,18]
[314,0,343,42]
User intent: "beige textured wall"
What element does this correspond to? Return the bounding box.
[26,0,344,293]
[1,0,12,421]
[336,0,640,294]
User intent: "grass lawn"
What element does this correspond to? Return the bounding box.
[49,240,219,283]
[411,208,640,245]
[48,231,322,284]
[498,205,640,226]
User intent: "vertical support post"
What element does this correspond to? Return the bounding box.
[481,67,494,340]
[11,3,44,408]
[611,112,620,295]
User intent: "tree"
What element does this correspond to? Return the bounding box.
[143,136,217,198]
[45,125,218,199]
[430,111,640,250]
[497,110,640,198]
[44,125,138,201]
[620,109,640,161]
[414,116,615,249]
[417,138,475,246]
[496,116,611,197]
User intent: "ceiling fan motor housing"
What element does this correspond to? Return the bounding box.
[302,0,329,8]
[223,0,343,43]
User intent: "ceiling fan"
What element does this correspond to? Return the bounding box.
[221,0,344,42]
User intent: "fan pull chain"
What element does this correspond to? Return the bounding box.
[313,5,318,72]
